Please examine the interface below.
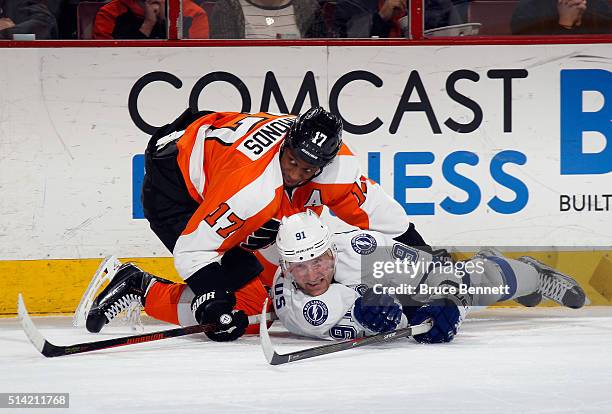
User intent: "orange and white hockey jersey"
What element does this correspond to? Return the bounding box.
[171,111,411,285]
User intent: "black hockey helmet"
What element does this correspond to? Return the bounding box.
[284,107,343,168]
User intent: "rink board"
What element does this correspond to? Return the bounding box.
[1,250,611,315]
[0,44,611,314]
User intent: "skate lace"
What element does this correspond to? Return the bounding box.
[538,273,572,303]
[124,301,144,332]
[104,294,142,322]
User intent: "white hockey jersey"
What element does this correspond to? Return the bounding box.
[271,230,431,340]
[272,229,534,341]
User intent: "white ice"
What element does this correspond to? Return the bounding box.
[1,307,611,414]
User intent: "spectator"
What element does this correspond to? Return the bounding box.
[426,0,462,30]
[511,0,611,34]
[93,0,209,39]
[0,0,58,39]
[182,0,210,38]
[51,0,77,39]
[452,0,468,22]
[209,0,328,39]
[332,0,462,38]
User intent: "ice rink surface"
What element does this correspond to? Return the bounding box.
[1,307,611,414]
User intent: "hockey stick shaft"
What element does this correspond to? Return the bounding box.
[18,294,276,358]
[272,322,432,365]
[259,298,433,365]
[42,323,218,357]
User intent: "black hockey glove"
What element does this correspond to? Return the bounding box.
[186,246,263,296]
[353,288,403,333]
[240,218,281,251]
[393,223,431,252]
[191,290,248,342]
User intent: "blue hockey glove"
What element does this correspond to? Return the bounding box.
[353,288,403,333]
[407,298,461,343]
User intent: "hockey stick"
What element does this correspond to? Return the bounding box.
[18,294,276,358]
[259,298,433,365]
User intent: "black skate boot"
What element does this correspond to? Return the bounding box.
[86,263,166,333]
[514,291,543,307]
[517,256,586,309]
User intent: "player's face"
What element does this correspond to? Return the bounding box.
[280,148,320,188]
[287,250,335,296]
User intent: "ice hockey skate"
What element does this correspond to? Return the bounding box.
[82,260,167,333]
[73,255,123,328]
[513,291,543,307]
[518,256,587,309]
[475,247,543,307]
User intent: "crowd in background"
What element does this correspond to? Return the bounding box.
[0,0,610,40]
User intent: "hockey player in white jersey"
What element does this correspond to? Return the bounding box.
[271,211,587,343]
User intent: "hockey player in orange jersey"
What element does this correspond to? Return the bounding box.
[78,106,431,341]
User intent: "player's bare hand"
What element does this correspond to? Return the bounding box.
[378,0,407,21]
[0,17,16,31]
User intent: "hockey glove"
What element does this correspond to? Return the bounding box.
[186,247,263,296]
[191,290,248,342]
[240,218,281,251]
[392,223,431,252]
[407,298,460,343]
[353,288,403,333]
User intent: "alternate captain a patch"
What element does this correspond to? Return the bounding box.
[350,233,377,255]
[303,300,329,326]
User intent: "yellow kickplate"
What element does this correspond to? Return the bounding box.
[1,251,610,316]
[589,254,612,302]
[0,258,180,316]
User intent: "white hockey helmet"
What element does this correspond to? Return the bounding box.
[276,210,334,264]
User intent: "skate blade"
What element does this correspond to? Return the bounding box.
[73,255,122,328]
